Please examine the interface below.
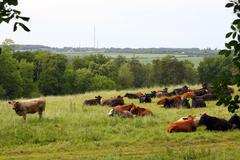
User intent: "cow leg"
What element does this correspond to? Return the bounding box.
[192,126,197,131]
[23,114,26,121]
[38,111,43,119]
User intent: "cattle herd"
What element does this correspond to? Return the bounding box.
[7,85,240,133]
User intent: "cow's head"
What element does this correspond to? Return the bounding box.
[199,113,209,125]
[163,88,168,92]
[229,114,240,126]
[128,103,136,110]
[183,85,189,91]
[8,101,20,110]
[117,95,123,99]
[204,89,209,94]
[151,91,156,97]
[95,96,102,100]
[130,105,139,115]
[123,93,129,97]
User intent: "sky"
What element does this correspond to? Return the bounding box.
[0,0,235,48]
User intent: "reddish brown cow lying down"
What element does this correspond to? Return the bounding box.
[182,91,196,99]
[130,105,153,117]
[108,109,133,118]
[8,98,46,120]
[176,115,200,127]
[108,103,135,118]
[167,115,197,133]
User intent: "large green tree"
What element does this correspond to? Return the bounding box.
[98,61,118,82]
[0,42,22,99]
[129,58,149,88]
[38,54,68,95]
[182,60,198,84]
[73,69,94,93]
[18,60,35,97]
[198,56,233,84]
[151,59,162,85]
[216,0,240,112]
[90,75,116,91]
[72,56,89,70]
[153,56,186,85]
[118,63,134,89]
[62,69,76,94]
[151,56,198,85]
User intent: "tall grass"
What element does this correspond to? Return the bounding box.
[0,85,239,159]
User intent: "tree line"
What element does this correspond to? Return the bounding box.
[9,44,218,55]
[0,41,234,99]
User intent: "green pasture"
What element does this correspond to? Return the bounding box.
[0,85,239,160]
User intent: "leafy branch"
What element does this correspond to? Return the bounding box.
[216,0,240,112]
[0,0,30,32]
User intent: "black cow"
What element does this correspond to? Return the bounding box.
[109,96,124,107]
[173,85,189,95]
[156,88,176,98]
[229,114,240,129]
[202,83,208,90]
[123,93,139,99]
[181,98,190,108]
[101,96,124,107]
[84,96,102,106]
[199,113,233,131]
[163,99,180,108]
[147,91,156,98]
[193,88,208,96]
[139,94,152,103]
[192,96,206,108]
[202,94,217,101]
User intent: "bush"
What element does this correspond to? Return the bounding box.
[198,56,233,84]
[73,69,94,93]
[90,75,116,91]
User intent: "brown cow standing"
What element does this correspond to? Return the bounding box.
[8,98,46,120]
[167,115,197,133]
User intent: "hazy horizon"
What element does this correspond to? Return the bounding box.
[0,0,234,49]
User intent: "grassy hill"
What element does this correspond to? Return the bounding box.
[0,85,239,160]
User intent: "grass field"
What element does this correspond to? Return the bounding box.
[0,85,239,160]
